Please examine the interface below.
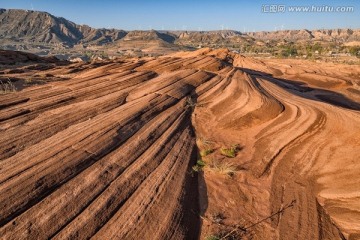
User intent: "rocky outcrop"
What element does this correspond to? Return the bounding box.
[0,49,360,239]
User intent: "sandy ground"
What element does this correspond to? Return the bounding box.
[0,48,359,239]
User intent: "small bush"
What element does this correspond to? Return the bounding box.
[200,149,214,157]
[220,144,241,158]
[196,159,206,167]
[192,159,206,172]
[220,148,236,158]
[0,79,17,94]
[349,46,360,57]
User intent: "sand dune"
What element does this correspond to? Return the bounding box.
[0,49,359,239]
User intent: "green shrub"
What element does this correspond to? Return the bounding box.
[200,149,214,157]
[220,144,241,158]
[192,159,206,172]
[349,46,360,57]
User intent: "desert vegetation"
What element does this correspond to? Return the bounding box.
[0,79,16,94]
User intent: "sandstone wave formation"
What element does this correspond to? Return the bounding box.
[0,48,359,239]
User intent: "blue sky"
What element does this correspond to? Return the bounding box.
[0,0,359,31]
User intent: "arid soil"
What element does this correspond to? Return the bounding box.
[0,48,360,239]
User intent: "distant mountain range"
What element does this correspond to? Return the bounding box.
[0,9,127,46]
[0,8,359,53]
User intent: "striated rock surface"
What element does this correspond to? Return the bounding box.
[0,48,359,239]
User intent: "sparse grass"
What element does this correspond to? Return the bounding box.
[194,141,241,176]
[24,78,33,83]
[200,148,214,157]
[205,236,220,240]
[220,148,236,158]
[211,212,226,224]
[185,96,196,109]
[206,229,243,240]
[22,78,50,87]
[0,79,17,94]
[206,158,238,177]
[196,137,214,149]
[219,229,244,240]
[197,137,215,158]
[219,144,241,158]
[192,159,206,172]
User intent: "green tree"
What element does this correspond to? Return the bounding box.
[349,46,360,57]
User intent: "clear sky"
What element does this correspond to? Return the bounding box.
[0,0,359,31]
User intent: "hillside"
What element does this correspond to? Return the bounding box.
[174,30,254,47]
[0,9,126,46]
[247,28,360,42]
[0,49,61,65]
[1,8,360,53]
